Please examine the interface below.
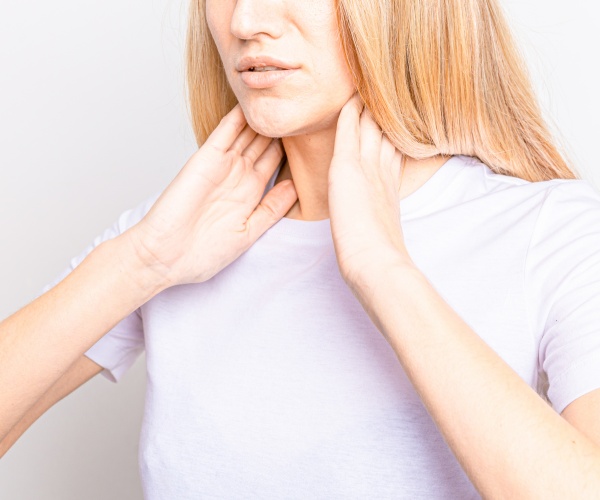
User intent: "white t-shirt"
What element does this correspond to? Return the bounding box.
[49,155,600,498]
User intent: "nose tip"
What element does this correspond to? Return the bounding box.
[230,1,283,40]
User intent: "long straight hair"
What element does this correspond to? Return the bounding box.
[186,0,577,182]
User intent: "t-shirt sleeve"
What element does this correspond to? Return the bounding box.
[525,180,600,413]
[40,194,159,383]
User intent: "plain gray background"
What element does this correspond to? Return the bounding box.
[0,0,598,498]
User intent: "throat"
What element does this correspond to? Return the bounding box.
[273,161,329,221]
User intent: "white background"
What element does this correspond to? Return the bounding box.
[0,1,598,498]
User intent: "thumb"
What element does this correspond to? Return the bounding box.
[245,180,298,243]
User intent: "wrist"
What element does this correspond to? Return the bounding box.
[347,254,425,316]
[345,248,418,296]
[349,261,430,349]
[109,230,174,300]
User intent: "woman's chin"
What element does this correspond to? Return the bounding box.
[237,98,319,136]
[243,110,335,139]
[242,110,294,138]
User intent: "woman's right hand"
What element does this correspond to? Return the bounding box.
[126,104,297,288]
[0,103,296,448]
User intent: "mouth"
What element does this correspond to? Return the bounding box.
[236,56,300,89]
[247,66,286,72]
[236,55,299,73]
[240,67,299,89]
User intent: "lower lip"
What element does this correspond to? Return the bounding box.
[240,69,299,89]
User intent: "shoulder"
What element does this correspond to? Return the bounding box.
[524,174,600,315]
[464,158,600,257]
[527,179,600,250]
[449,155,600,213]
[535,178,600,215]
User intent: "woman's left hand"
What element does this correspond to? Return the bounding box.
[328,96,600,500]
[328,94,414,294]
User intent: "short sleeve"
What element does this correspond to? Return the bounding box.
[41,193,159,383]
[525,180,600,413]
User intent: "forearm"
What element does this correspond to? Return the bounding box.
[0,354,102,458]
[0,234,165,441]
[0,104,290,445]
[355,265,600,498]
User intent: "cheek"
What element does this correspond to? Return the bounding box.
[205,2,229,54]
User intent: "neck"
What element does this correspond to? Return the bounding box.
[275,125,336,221]
[275,125,451,221]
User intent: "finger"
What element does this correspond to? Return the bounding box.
[253,139,285,181]
[245,179,298,243]
[359,107,382,165]
[332,93,364,162]
[394,149,404,175]
[203,104,247,153]
[393,149,404,192]
[241,133,273,164]
[229,124,258,155]
[380,133,396,168]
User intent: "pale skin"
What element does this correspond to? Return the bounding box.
[2,0,600,498]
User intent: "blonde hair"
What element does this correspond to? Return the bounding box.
[186,0,577,182]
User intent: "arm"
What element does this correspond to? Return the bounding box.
[0,237,162,442]
[0,104,297,443]
[328,95,600,498]
[0,355,103,458]
[562,389,600,447]
[356,265,600,498]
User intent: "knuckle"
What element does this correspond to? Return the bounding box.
[261,200,280,221]
[229,112,246,131]
[219,112,244,134]
[244,147,258,163]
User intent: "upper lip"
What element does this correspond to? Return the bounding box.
[236,55,299,72]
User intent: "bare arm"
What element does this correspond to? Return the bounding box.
[0,237,162,442]
[0,355,103,458]
[0,104,297,443]
[353,265,600,498]
[562,388,600,447]
[328,96,600,498]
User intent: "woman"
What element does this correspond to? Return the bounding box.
[1,0,600,498]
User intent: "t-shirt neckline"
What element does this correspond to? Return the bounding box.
[262,155,467,241]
